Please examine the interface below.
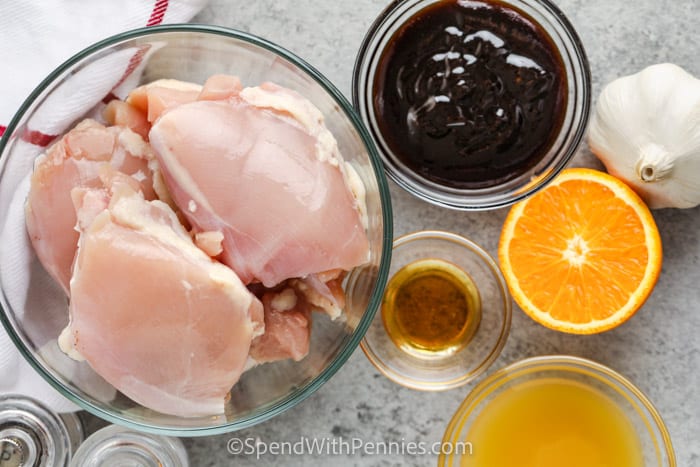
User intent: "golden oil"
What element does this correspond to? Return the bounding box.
[381,258,481,357]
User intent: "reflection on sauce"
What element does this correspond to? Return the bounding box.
[382,258,481,357]
[373,0,567,188]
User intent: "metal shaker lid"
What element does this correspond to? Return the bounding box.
[0,395,83,467]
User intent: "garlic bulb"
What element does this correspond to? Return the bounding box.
[588,63,700,209]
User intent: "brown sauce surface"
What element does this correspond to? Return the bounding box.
[374,0,567,188]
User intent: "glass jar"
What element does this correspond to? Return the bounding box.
[69,425,188,467]
[0,395,83,466]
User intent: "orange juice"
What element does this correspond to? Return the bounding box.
[462,378,644,467]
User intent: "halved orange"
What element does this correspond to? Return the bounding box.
[499,168,662,334]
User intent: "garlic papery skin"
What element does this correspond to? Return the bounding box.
[588,63,700,209]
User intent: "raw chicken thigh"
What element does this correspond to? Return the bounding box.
[149,76,370,287]
[126,79,202,123]
[61,180,263,417]
[249,288,312,365]
[103,79,203,139]
[103,100,150,139]
[290,271,346,320]
[25,120,156,294]
[25,73,371,417]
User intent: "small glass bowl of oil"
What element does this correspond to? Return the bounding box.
[439,356,676,467]
[361,230,511,390]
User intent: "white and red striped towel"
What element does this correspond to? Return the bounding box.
[0,0,208,413]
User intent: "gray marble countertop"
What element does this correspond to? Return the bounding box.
[86,0,699,465]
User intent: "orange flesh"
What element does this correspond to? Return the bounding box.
[499,169,661,333]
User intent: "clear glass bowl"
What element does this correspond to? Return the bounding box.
[439,356,676,466]
[353,0,591,210]
[0,25,393,436]
[361,231,511,390]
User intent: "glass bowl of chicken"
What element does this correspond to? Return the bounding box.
[0,25,392,435]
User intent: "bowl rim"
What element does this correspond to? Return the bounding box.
[361,230,512,391]
[351,0,592,211]
[0,23,394,436]
[438,355,676,466]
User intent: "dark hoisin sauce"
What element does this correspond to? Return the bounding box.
[373,0,567,188]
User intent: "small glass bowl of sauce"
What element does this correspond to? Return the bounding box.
[353,0,591,210]
[382,258,482,358]
[361,231,511,390]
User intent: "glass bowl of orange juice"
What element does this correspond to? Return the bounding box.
[440,355,675,467]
